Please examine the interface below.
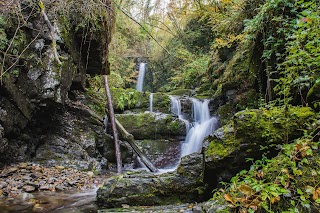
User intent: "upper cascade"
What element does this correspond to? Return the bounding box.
[136,63,146,92]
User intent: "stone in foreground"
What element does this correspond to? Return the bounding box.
[97,153,205,208]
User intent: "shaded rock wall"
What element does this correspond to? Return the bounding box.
[0,0,116,169]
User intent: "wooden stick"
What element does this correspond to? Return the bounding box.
[103,75,122,173]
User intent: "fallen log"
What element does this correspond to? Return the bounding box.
[115,118,159,173]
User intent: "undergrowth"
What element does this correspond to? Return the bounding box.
[214,119,320,213]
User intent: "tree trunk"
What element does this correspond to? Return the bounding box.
[115,119,159,173]
[38,0,62,65]
[103,75,122,173]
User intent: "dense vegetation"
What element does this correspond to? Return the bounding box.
[106,0,319,212]
[0,0,318,212]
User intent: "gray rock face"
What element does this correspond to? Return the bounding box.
[97,152,205,208]
[0,0,114,168]
[29,105,132,171]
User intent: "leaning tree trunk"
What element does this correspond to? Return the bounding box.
[103,75,122,173]
[115,119,158,173]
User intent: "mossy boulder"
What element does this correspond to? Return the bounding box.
[116,113,186,140]
[152,93,171,113]
[97,152,205,207]
[203,106,316,187]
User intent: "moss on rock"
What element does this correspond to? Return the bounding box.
[116,113,186,140]
[204,106,317,186]
[307,81,320,112]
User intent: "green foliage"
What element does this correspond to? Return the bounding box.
[275,0,320,104]
[110,88,140,111]
[241,0,320,104]
[218,127,320,212]
[86,76,106,116]
[168,53,210,90]
[0,16,8,51]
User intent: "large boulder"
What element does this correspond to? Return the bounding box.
[97,152,205,207]
[116,113,186,140]
[203,106,316,187]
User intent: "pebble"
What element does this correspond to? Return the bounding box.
[87,171,94,177]
[0,181,8,189]
[55,165,65,170]
[0,162,105,198]
[22,185,36,193]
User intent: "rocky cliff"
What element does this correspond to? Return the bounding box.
[0,0,117,170]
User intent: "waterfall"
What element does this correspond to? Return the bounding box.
[181,99,218,157]
[136,63,146,92]
[169,96,191,133]
[149,93,154,112]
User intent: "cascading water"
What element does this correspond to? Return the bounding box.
[181,99,218,157]
[149,93,154,112]
[169,96,191,133]
[136,63,146,92]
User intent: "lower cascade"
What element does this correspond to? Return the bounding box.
[181,98,219,157]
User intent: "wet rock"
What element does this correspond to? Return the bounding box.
[39,185,50,191]
[0,163,105,198]
[194,200,229,213]
[18,163,28,169]
[0,0,115,169]
[55,185,67,191]
[97,152,205,207]
[16,192,35,201]
[0,167,18,177]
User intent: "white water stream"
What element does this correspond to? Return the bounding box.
[136,63,146,92]
[181,98,218,157]
[149,93,154,112]
[169,96,191,133]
